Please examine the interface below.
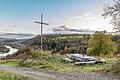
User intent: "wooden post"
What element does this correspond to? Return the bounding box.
[35,13,49,51]
[41,14,43,51]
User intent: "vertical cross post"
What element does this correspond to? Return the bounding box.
[35,14,49,51]
[41,14,43,51]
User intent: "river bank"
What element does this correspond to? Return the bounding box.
[0,45,18,58]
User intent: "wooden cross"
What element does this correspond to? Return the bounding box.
[35,14,49,51]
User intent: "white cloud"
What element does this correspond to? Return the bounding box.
[70,16,82,19]
[70,12,91,20]
[64,11,114,32]
[84,12,90,16]
[84,16,99,21]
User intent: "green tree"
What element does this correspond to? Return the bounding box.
[87,31,117,57]
[112,35,120,54]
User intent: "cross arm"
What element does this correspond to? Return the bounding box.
[35,21,49,25]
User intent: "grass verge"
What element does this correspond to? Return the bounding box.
[0,59,19,66]
[0,70,35,80]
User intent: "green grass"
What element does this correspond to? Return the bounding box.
[0,51,113,73]
[57,36,83,39]
[0,59,19,66]
[18,50,113,73]
[24,60,109,72]
[104,58,120,75]
[0,70,35,80]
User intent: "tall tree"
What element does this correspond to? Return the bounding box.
[102,0,120,32]
[87,31,117,56]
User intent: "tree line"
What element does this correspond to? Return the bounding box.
[25,32,119,57]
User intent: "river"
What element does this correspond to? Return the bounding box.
[0,45,18,58]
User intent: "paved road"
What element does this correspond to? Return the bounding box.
[0,65,119,80]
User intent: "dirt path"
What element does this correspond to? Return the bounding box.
[0,65,119,80]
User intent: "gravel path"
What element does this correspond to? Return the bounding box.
[0,65,119,80]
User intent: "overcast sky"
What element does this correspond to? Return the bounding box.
[0,0,114,34]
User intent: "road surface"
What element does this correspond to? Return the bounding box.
[0,65,119,80]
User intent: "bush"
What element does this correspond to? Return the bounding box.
[110,58,120,75]
[19,50,52,66]
[30,50,52,60]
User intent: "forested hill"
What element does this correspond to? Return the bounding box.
[23,34,90,54]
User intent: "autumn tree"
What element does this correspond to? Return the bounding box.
[87,31,117,57]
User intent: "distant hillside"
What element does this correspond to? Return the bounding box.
[0,33,35,39]
[23,34,88,46]
[23,34,90,54]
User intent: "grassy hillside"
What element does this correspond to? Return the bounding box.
[1,34,120,75]
[17,50,112,73]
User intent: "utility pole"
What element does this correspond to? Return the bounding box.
[35,13,49,51]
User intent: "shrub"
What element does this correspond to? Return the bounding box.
[87,31,117,57]
[110,58,120,75]
[30,50,52,60]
